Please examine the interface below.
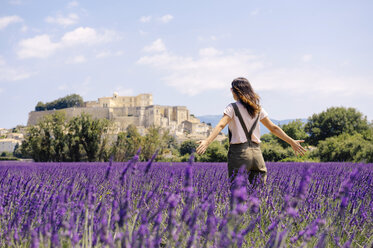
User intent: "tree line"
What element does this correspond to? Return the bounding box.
[17,106,373,163]
[35,94,84,111]
[260,106,373,163]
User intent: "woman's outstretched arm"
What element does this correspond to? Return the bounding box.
[261,117,307,156]
[196,114,231,155]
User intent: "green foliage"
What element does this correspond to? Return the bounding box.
[141,126,174,161]
[35,101,46,111]
[21,111,67,162]
[280,152,320,162]
[21,112,111,162]
[67,113,110,162]
[304,107,370,146]
[276,119,309,148]
[222,138,229,151]
[0,150,19,160]
[35,94,84,111]
[0,157,18,161]
[141,126,163,161]
[260,107,372,162]
[179,140,198,156]
[13,143,24,158]
[260,141,294,162]
[196,141,227,162]
[112,125,178,162]
[260,133,275,143]
[316,133,373,163]
[112,125,142,162]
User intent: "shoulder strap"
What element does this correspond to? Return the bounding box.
[231,103,260,142]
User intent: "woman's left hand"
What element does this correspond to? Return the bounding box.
[196,140,209,155]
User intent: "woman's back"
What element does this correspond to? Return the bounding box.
[224,101,268,144]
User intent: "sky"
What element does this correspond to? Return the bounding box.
[0,0,372,129]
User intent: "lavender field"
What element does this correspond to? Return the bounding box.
[0,156,372,247]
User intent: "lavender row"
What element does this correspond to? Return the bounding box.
[0,159,372,247]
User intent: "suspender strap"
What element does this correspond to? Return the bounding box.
[231,102,260,142]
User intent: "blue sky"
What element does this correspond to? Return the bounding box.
[0,0,372,129]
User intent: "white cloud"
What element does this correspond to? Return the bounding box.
[17,35,60,59]
[138,46,264,95]
[62,27,119,46]
[142,39,166,53]
[251,67,373,97]
[137,45,373,97]
[66,55,86,64]
[45,13,79,27]
[17,27,120,59]
[61,27,98,45]
[159,14,173,23]
[140,16,152,23]
[0,56,33,81]
[0,15,23,30]
[67,1,79,8]
[301,54,312,62]
[96,50,123,58]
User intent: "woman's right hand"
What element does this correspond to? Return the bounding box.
[290,140,307,156]
[196,140,209,155]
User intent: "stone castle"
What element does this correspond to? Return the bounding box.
[27,93,221,141]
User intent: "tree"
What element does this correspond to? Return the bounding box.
[196,141,227,162]
[316,133,373,162]
[35,94,84,111]
[21,111,67,162]
[112,125,142,162]
[68,113,110,162]
[305,107,370,145]
[260,141,293,162]
[260,133,275,143]
[66,117,84,162]
[179,140,198,156]
[35,101,46,111]
[276,119,309,148]
[141,126,164,161]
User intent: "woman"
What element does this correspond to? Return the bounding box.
[196,77,306,185]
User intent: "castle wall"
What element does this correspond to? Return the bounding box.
[27,93,213,140]
[112,116,139,132]
[85,93,152,108]
[28,107,110,126]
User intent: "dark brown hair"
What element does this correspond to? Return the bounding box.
[231,77,261,118]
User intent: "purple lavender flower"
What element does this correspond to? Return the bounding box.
[30,230,39,248]
[105,155,113,180]
[297,166,312,200]
[144,150,158,174]
[286,207,298,218]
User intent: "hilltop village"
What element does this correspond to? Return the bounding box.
[27,93,226,142]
